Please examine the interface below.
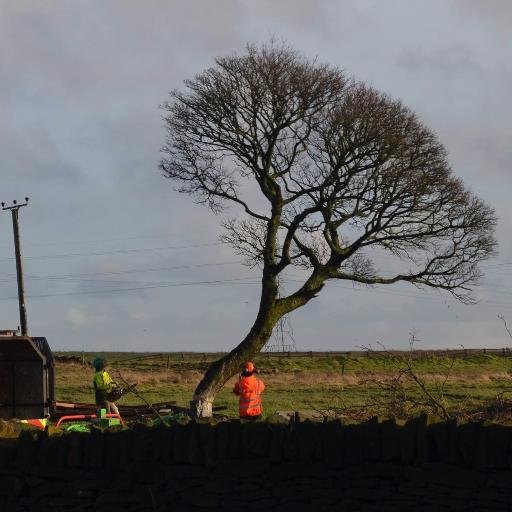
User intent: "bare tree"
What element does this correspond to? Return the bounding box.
[160,42,497,417]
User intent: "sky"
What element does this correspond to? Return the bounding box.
[0,0,511,352]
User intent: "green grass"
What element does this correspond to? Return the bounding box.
[53,351,512,422]
[55,351,512,372]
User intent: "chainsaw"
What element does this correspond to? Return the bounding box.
[107,382,138,401]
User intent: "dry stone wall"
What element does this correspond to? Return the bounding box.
[1,416,512,511]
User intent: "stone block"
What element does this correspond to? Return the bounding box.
[164,463,208,481]
[248,498,275,511]
[197,421,216,466]
[242,421,271,458]
[172,423,189,463]
[381,419,401,462]
[0,438,17,468]
[106,429,131,469]
[470,488,512,506]
[474,422,490,470]
[215,457,269,479]
[147,424,172,464]
[95,489,137,505]
[132,465,165,486]
[400,417,419,464]
[180,491,221,508]
[68,477,101,497]
[306,487,341,503]
[487,471,512,490]
[130,424,152,463]
[203,474,239,494]
[215,421,230,460]
[421,462,486,488]
[269,423,286,462]
[228,420,242,459]
[321,420,344,468]
[65,432,83,468]
[414,414,430,464]
[347,462,404,482]
[31,463,93,482]
[219,496,249,511]
[343,424,364,465]
[37,435,56,467]
[429,418,459,464]
[347,485,395,502]
[299,462,336,481]
[186,422,203,465]
[282,428,300,461]
[171,506,206,512]
[0,474,24,497]
[362,417,381,462]
[486,425,512,469]
[294,420,320,462]
[267,461,305,482]
[14,430,39,471]
[457,422,479,467]
[82,428,104,469]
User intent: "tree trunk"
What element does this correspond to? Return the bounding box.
[190,272,326,418]
[190,274,283,417]
[190,325,276,418]
[190,394,213,418]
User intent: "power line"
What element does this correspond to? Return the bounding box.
[1,274,512,310]
[0,234,508,271]
[0,276,261,301]
[0,237,508,306]
[0,241,222,262]
[0,257,508,306]
[0,227,509,271]
[0,260,241,285]
[0,263,508,300]
[0,237,509,292]
[0,229,216,250]
[0,269,509,308]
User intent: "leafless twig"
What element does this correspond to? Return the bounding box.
[358,335,454,420]
[498,314,512,341]
[112,368,166,424]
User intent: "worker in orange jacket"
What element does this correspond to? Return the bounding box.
[233,361,265,419]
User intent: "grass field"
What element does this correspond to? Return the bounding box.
[54,351,512,423]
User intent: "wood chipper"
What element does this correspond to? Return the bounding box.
[0,330,55,420]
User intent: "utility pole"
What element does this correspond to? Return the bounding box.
[1,198,29,336]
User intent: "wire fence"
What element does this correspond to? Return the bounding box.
[54,347,512,365]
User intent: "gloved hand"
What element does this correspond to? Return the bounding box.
[107,385,123,401]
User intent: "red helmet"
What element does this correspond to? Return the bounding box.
[243,361,255,373]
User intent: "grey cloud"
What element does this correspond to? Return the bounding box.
[397,45,484,79]
[447,0,512,37]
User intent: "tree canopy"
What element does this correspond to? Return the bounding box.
[160,42,497,417]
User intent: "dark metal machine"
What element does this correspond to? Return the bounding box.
[0,332,55,419]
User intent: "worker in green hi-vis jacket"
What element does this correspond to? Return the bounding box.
[92,357,119,415]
